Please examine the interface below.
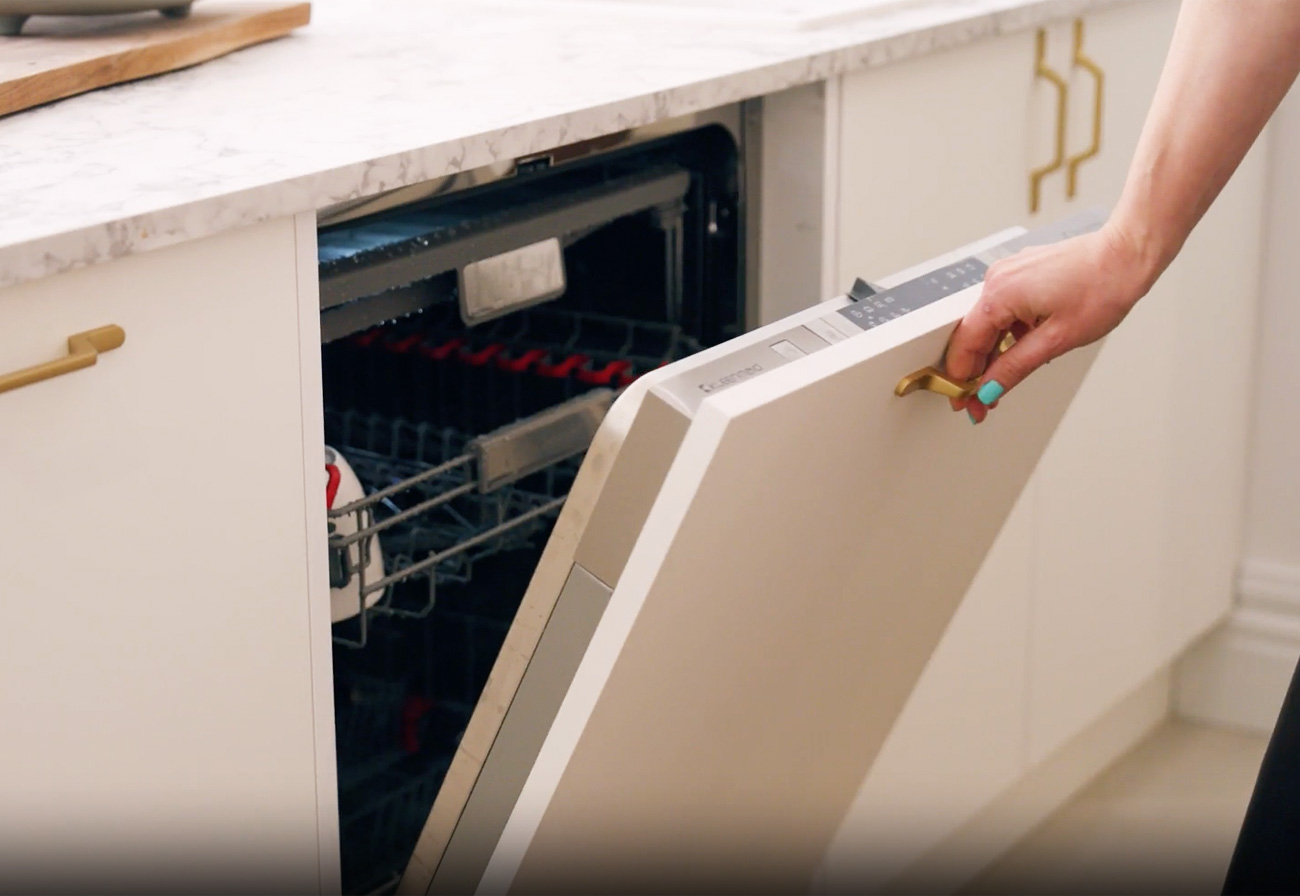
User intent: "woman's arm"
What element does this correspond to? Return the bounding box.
[947,0,1300,422]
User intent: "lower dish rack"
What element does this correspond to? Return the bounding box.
[333,673,459,896]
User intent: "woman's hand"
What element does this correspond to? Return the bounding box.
[933,0,1300,421]
[945,224,1154,423]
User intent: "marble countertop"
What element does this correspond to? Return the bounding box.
[0,0,1129,289]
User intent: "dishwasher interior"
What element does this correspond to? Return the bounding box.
[316,124,742,894]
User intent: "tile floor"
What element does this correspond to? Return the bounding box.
[965,720,1269,896]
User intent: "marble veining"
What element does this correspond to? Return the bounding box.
[0,0,1131,289]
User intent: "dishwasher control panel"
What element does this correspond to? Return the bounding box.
[655,208,1106,414]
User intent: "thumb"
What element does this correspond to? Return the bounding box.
[972,320,1068,406]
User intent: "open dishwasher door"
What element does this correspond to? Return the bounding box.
[399,210,1106,896]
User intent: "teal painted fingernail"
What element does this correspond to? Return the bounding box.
[968,410,978,425]
[977,380,1005,405]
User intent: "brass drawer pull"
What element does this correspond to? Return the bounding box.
[1030,28,1070,214]
[0,325,125,396]
[1066,19,1104,198]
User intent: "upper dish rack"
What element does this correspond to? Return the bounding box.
[325,308,701,648]
[327,404,587,649]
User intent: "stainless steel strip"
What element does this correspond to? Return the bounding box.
[471,389,614,493]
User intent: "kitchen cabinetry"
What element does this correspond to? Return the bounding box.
[1026,0,1182,764]
[1029,0,1264,761]
[0,215,336,893]
[836,25,1048,280]
[828,0,1265,881]
[1033,140,1266,760]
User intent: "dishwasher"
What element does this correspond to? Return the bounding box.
[315,112,1107,893]
[316,121,743,894]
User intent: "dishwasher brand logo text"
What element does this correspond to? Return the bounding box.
[698,363,765,394]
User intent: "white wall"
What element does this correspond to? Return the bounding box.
[1244,85,1300,566]
[1176,83,1300,733]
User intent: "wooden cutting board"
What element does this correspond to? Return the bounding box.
[0,2,311,119]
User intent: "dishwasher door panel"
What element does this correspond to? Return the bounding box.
[402,212,1104,896]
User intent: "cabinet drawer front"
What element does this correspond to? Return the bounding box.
[0,219,323,891]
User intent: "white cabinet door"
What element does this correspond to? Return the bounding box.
[1157,142,1266,654]
[0,217,335,893]
[1026,0,1266,762]
[1028,0,1176,763]
[400,215,1104,896]
[836,25,1058,284]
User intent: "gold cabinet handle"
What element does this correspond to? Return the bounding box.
[1066,19,1104,198]
[1030,28,1069,214]
[0,325,125,396]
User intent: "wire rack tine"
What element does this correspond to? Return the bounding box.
[332,478,477,549]
[361,494,565,595]
[331,452,474,517]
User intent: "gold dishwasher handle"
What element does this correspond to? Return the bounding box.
[895,333,1017,400]
[0,325,125,396]
[895,367,979,400]
[1066,19,1104,199]
[1030,28,1070,214]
